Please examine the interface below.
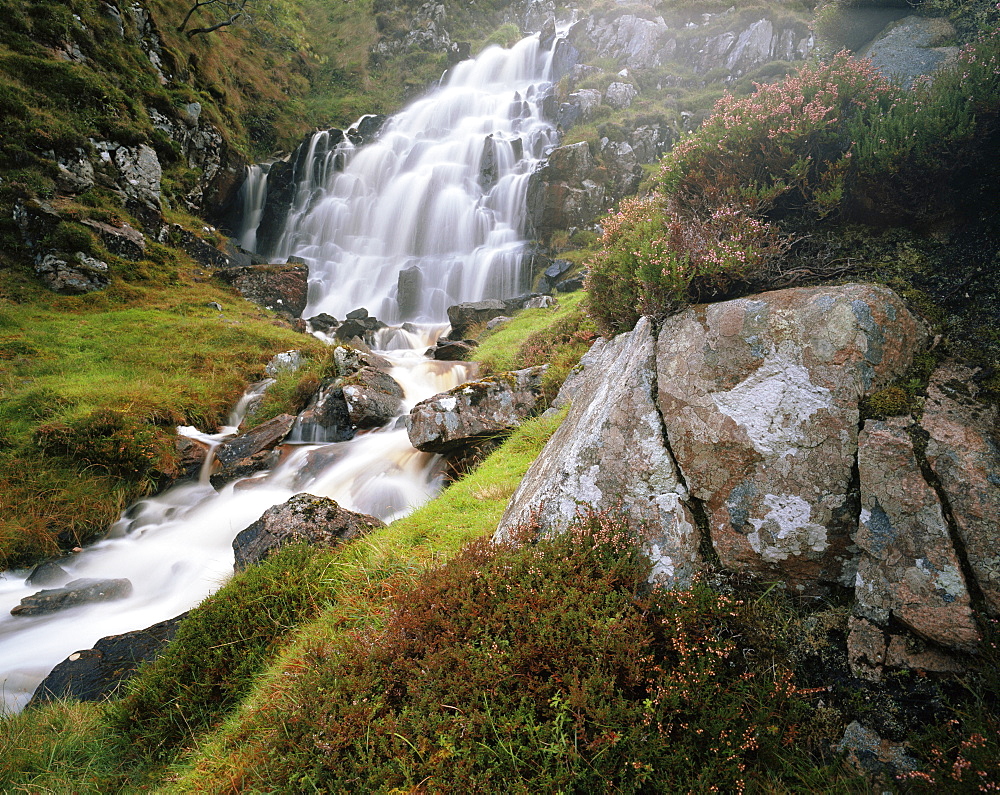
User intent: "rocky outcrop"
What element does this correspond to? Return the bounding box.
[407,366,547,453]
[854,419,978,650]
[81,219,145,260]
[214,262,309,318]
[446,295,554,339]
[921,363,1000,616]
[233,493,384,571]
[11,578,133,616]
[29,614,186,706]
[656,284,926,591]
[35,252,110,294]
[495,318,699,588]
[148,103,231,212]
[526,142,606,239]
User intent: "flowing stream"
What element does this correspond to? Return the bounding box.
[0,34,558,712]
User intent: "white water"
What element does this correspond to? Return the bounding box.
[0,35,557,713]
[275,34,558,322]
[235,163,270,253]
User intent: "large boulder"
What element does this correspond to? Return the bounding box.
[81,219,145,260]
[35,252,110,295]
[407,367,547,454]
[233,493,384,571]
[29,613,186,705]
[655,284,926,590]
[526,142,606,239]
[921,363,1000,616]
[495,317,700,587]
[11,579,133,616]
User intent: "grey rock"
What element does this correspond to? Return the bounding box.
[407,366,547,454]
[11,578,133,616]
[862,16,959,88]
[233,493,383,571]
[397,265,423,320]
[214,263,309,318]
[81,219,145,260]
[265,350,304,377]
[26,561,71,587]
[113,144,162,212]
[342,368,404,429]
[604,81,638,110]
[495,317,699,588]
[56,150,95,194]
[35,252,110,294]
[214,414,295,470]
[835,721,920,777]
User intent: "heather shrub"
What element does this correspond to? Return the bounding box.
[247,511,825,792]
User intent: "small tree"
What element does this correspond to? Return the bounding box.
[177,0,256,38]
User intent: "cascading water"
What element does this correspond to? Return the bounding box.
[274,34,559,322]
[0,34,558,713]
[235,163,270,253]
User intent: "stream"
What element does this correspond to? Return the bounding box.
[0,33,558,712]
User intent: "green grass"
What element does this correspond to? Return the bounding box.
[0,269,325,567]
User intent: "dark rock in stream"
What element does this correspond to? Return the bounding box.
[28,613,187,706]
[11,578,133,616]
[25,560,71,587]
[342,367,404,429]
[233,493,384,571]
[210,413,295,487]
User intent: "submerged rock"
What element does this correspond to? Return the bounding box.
[11,578,133,616]
[29,613,186,705]
[233,493,384,571]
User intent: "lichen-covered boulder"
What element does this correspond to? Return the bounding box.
[342,368,404,429]
[233,493,384,571]
[35,252,110,294]
[407,367,547,454]
[495,317,699,587]
[921,362,1000,616]
[854,418,978,652]
[655,284,927,590]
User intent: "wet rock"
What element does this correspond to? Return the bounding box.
[495,317,699,587]
[25,561,71,587]
[543,258,573,288]
[342,368,404,429]
[233,493,384,571]
[432,339,476,361]
[407,366,547,454]
[921,362,1000,617]
[11,578,133,616]
[526,142,607,239]
[35,252,110,294]
[862,16,959,88]
[307,313,341,334]
[397,265,423,320]
[213,413,295,479]
[29,613,185,706]
[854,418,979,650]
[175,435,210,480]
[656,284,927,590]
[446,299,510,338]
[81,219,145,260]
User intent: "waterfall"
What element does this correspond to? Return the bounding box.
[275,35,558,323]
[0,34,558,713]
[235,163,270,253]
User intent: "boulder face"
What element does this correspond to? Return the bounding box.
[921,363,1000,616]
[862,16,959,88]
[342,368,405,429]
[233,493,384,571]
[854,418,978,651]
[407,366,547,454]
[29,613,186,706]
[495,317,700,588]
[656,284,926,590]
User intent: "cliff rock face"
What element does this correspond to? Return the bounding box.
[496,284,999,663]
